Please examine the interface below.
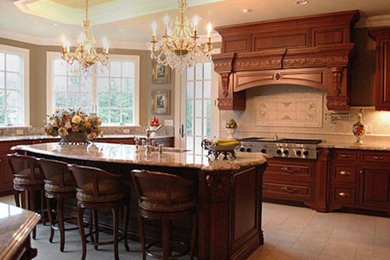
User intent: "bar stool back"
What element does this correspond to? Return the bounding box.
[37,158,77,252]
[131,170,197,260]
[69,164,130,260]
[7,153,45,239]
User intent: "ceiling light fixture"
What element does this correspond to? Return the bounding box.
[150,0,213,71]
[61,0,109,72]
[242,9,253,14]
[295,0,309,5]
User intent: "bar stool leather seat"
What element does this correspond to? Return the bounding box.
[76,191,128,203]
[14,176,44,186]
[131,170,197,260]
[139,198,196,212]
[37,158,78,252]
[69,164,130,260]
[44,183,75,193]
[7,153,46,240]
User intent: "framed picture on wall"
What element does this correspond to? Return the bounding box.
[152,89,171,115]
[152,60,171,83]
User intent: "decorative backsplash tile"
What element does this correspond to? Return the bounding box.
[254,94,322,127]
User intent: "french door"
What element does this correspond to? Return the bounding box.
[180,62,218,155]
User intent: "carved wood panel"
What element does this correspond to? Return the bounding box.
[212,10,359,111]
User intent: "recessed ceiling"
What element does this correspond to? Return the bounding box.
[2,0,390,48]
[13,0,223,25]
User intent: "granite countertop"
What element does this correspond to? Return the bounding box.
[12,143,267,171]
[0,134,173,142]
[318,140,390,151]
[0,203,40,260]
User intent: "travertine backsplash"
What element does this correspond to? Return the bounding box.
[220,85,390,144]
[0,126,174,137]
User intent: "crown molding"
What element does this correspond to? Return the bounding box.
[0,28,221,51]
[0,28,150,50]
[356,14,390,28]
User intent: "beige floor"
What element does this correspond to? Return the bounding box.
[1,195,389,259]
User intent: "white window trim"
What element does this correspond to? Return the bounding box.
[0,44,30,127]
[46,52,140,126]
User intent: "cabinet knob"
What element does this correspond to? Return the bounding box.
[339,171,350,176]
[338,192,350,198]
[281,186,299,193]
[360,170,363,174]
[371,156,384,160]
[281,167,298,174]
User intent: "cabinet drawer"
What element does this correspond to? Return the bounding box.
[333,150,357,162]
[265,162,313,181]
[263,182,312,200]
[332,164,357,184]
[360,151,390,164]
[332,186,356,205]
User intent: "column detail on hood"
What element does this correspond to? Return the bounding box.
[212,10,360,111]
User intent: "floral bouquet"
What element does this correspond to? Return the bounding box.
[225,118,238,129]
[45,108,103,143]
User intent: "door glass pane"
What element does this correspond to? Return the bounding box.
[0,53,4,71]
[195,81,202,99]
[195,100,202,117]
[0,89,4,107]
[186,136,193,151]
[195,118,202,136]
[204,81,211,99]
[204,100,211,117]
[204,62,211,80]
[186,100,193,117]
[186,81,194,98]
[196,63,202,80]
[204,118,211,137]
[0,108,4,124]
[194,137,202,154]
[0,73,4,88]
[186,118,193,135]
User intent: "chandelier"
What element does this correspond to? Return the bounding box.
[61,0,109,72]
[150,0,213,71]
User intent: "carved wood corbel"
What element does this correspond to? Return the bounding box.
[205,172,233,203]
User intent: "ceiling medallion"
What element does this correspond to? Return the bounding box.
[61,0,109,72]
[150,0,213,71]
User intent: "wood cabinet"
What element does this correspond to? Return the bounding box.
[263,158,315,205]
[368,27,390,110]
[329,149,390,215]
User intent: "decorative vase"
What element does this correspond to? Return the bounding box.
[226,128,236,140]
[352,110,367,145]
[149,126,159,138]
[60,132,88,144]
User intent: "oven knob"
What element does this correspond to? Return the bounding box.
[296,150,302,156]
[303,150,309,156]
[261,149,267,153]
[276,149,282,155]
[283,150,289,155]
[240,147,245,152]
[246,147,252,152]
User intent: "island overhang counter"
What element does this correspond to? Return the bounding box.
[12,142,268,260]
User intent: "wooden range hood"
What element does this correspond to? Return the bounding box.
[212,10,360,111]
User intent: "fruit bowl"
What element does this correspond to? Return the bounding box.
[201,139,241,159]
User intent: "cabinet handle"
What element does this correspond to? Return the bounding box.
[339,171,350,176]
[371,156,384,160]
[339,154,351,158]
[281,186,299,193]
[338,192,350,198]
[281,166,299,174]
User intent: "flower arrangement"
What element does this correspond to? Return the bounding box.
[149,116,160,126]
[45,108,103,142]
[225,118,238,129]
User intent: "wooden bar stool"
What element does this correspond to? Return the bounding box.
[37,158,79,252]
[7,153,45,239]
[130,170,197,260]
[68,164,130,260]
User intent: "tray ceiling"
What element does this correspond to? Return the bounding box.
[13,0,223,25]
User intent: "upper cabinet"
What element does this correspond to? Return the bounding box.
[212,10,360,111]
[368,28,390,110]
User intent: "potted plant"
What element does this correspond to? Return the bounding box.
[45,108,103,144]
[225,118,238,139]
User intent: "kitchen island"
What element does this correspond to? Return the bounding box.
[13,142,268,260]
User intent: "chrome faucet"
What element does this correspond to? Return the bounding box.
[144,125,163,153]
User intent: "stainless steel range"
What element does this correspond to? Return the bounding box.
[238,137,322,159]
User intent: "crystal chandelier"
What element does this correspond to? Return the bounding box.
[150,0,213,71]
[61,0,109,72]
